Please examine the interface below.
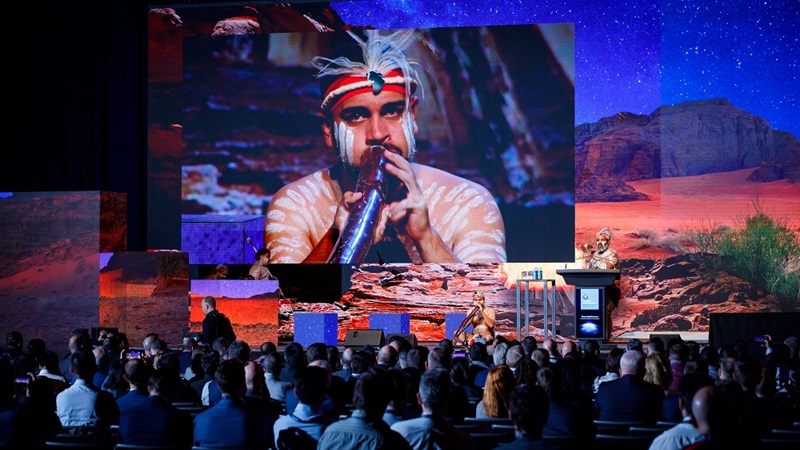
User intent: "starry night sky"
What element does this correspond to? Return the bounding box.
[331,0,799,136]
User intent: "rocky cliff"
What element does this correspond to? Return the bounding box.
[576,98,800,183]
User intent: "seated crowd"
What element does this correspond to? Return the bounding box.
[0,328,798,449]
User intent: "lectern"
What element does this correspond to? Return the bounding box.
[556,269,620,343]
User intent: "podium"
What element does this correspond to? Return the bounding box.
[556,269,620,343]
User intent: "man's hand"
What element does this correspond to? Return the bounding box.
[382,150,459,262]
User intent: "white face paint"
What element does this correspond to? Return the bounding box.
[333,121,356,167]
[402,111,416,161]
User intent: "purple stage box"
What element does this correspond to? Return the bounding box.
[445,313,473,342]
[190,280,279,298]
[294,313,338,347]
[181,214,264,265]
[369,313,410,337]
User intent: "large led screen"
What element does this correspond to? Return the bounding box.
[177,25,574,265]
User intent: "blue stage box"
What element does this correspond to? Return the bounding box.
[445,313,472,342]
[369,313,410,337]
[294,313,338,347]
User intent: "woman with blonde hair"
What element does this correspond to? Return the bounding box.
[476,365,516,418]
[643,351,671,392]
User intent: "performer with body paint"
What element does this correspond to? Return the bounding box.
[263,29,507,264]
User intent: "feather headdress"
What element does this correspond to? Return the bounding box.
[312,29,424,113]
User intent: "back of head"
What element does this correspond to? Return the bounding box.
[626,338,643,352]
[149,367,181,402]
[691,385,733,433]
[647,337,665,355]
[340,347,355,368]
[542,339,558,357]
[437,339,454,356]
[733,357,762,390]
[262,351,282,376]
[378,344,399,367]
[405,347,426,372]
[216,359,245,397]
[351,350,375,375]
[493,342,509,366]
[294,366,328,406]
[508,384,549,438]
[353,367,392,418]
[6,331,23,350]
[227,339,251,363]
[260,341,277,356]
[469,342,488,364]
[426,347,452,371]
[419,367,451,413]
[212,337,229,355]
[125,358,153,388]
[306,342,329,364]
[677,372,714,412]
[155,351,181,375]
[669,342,687,361]
[506,345,525,370]
[620,349,645,377]
[201,350,221,375]
[283,342,306,368]
[531,348,550,369]
[71,349,98,379]
[583,339,600,357]
[388,335,411,353]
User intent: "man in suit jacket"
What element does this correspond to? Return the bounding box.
[594,349,665,423]
[118,367,193,448]
[193,359,273,449]
[391,368,475,450]
[115,358,152,414]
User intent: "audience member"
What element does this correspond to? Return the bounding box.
[334,347,355,382]
[193,359,272,448]
[593,347,624,395]
[582,339,606,378]
[317,367,412,450]
[56,349,120,429]
[468,341,491,388]
[667,342,687,395]
[594,349,664,423]
[536,365,595,441]
[542,339,559,364]
[377,345,400,370]
[476,365,516,418]
[115,358,153,414]
[280,342,307,383]
[273,365,334,448]
[452,356,483,400]
[383,368,418,426]
[35,349,69,396]
[649,372,715,450]
[514,357,538,388]
[391,368,475,450]
[644,352,672,393]
[679,385,739,449]
[258,352,288,405]
[495,384,553,449]
[117,367,194,448]
[627,338,644,353]
[189,349,218,399]
[1,357,56,449]
[426,347,469,422]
